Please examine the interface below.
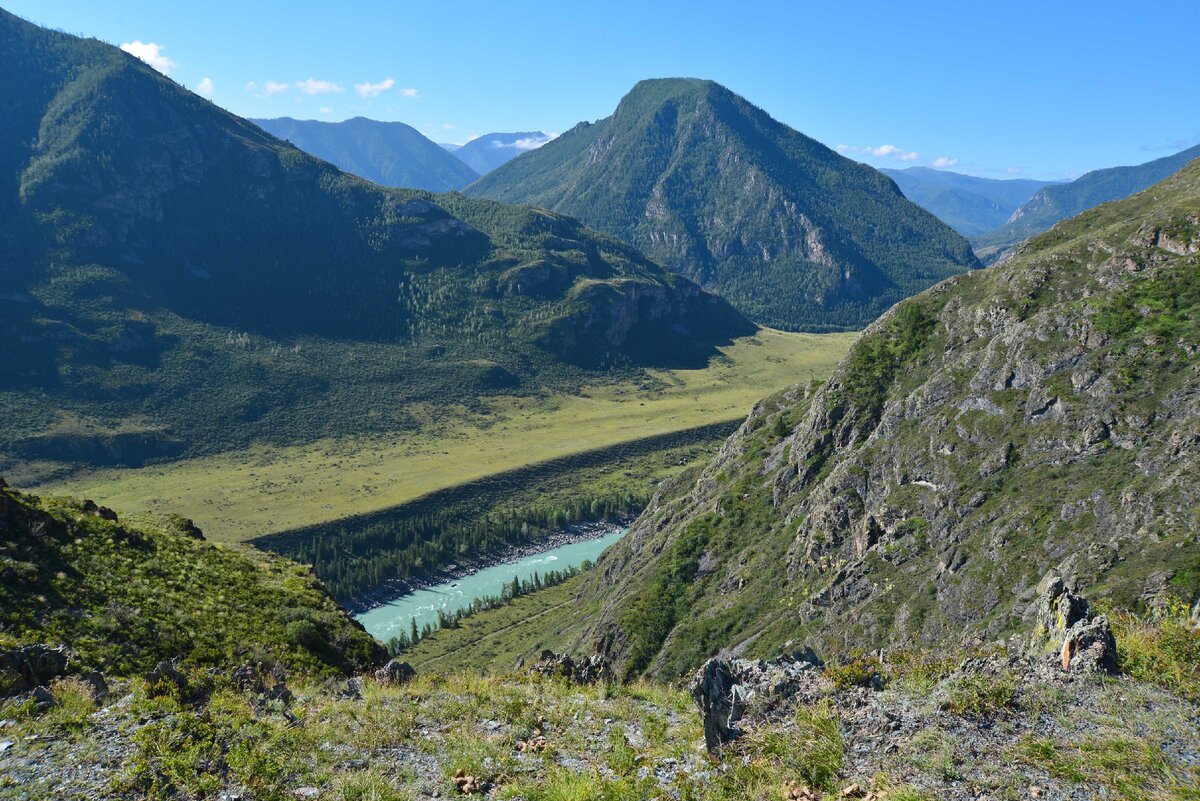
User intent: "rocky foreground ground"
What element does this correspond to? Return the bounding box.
[2,639,1197,800]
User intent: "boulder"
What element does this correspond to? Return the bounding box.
[1028,572,1117,673]
[147,659,189,694]
[374,659,416,686]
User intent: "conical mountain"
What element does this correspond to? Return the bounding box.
[0,12,749,471]
[467,78,980,331]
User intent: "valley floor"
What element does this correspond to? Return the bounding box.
[28,330,855,544]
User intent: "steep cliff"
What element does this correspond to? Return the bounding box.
[575,158,1200,679]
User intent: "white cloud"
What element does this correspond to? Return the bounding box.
[120,41,176,75]
[196,77,214,97]
[295,78,344,95]
[931,156,958,168]
[245,80,290,97]
[401,87,420,98]
[503,133,556,151]
[355,77,395,98]
[319,106,334,114]
[866,144,919,161]
[441,123,455,130]
[836,143,920,162]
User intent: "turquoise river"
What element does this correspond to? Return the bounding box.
[355,527,627,642]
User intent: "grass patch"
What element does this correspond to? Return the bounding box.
[1111,605,1200,703]
[941,671,1017,717]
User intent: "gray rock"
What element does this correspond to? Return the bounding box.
[526,651,611,684]
[147,659,188,694]
[690,657,744,752]
[1028,572,1117,673]
[374,659,416,686]
[30,686,55,714]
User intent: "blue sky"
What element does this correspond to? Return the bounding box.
[7,0,1199,180]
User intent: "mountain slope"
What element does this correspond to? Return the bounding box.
[251,116,480,190]
[451,131,553,175]
[467,78,980,331]
[0,12,750,478]
[539,158,1200,680]
[0,479,384,677]
[973,143,1200,261]
[881,167,1056,237]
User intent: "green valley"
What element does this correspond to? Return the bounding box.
[31,328,855,543]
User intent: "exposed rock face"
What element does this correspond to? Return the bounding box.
[565,158,1200,679]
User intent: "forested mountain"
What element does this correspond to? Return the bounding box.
[547,157,1200,680]
[449,131,554,175]
[881,167,1056,237]
[467,78,980,331]
[0,11,750,480]
[973,143,1200,261]
[251,116,480,190]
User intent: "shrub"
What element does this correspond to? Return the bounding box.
[824,653,883,690]
[942,671,1017,717]
[1111,604,1200,702]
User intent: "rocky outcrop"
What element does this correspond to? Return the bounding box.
[524,651,612,684]
[374,659,417,686]
[1027,575,1117,673]
[689,651,824,751]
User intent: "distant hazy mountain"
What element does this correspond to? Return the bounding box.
[439,142,463,152]
[252,116,479,190]
[881,167,1057,237]
[467,78,979,331]
[973,143,1200,261]
[450,132,554,175]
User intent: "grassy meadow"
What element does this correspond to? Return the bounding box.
[29,330,855,543]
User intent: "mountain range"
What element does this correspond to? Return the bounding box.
[250,116,480,191]
[446,131,555,175]
[0,10,749,477]
[972,142,1200,261]
[466,78,981,332]
[880,167,1057,237]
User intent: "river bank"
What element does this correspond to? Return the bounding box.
[341,517,633,615]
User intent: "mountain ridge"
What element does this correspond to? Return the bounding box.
[973,142,1200,261]
[524,156,1200,680]
[450,131,554,175]
[250,115,480,190]
[881,167,1058,237]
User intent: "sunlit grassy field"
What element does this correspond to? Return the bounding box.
[32,329,855,543]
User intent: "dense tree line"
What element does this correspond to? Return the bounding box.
[384,563,587,654]
[274,492,643,603]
